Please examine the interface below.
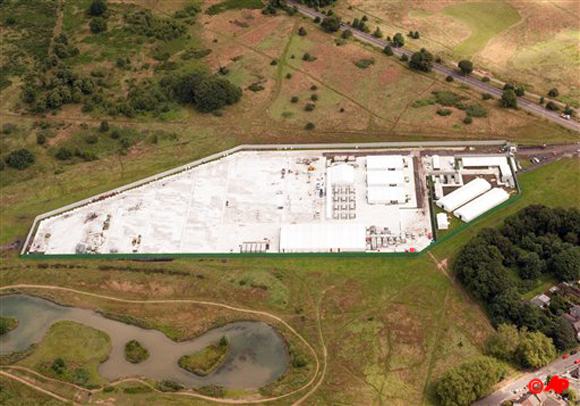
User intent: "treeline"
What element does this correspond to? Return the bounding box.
[455,205,580,350]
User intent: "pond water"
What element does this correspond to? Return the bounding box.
[0,295,289,389]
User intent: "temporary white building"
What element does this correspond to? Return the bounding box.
[432,155,440,170]
[462,156,513,183]
[279,223,366,252]
[367,170,405,186]
[366,155,404,171]
[436,178,491,212]
[328,164,355,185]
[453,188,509,222]
[367,186,407,204]
[436,213,449,230]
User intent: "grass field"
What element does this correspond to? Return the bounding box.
[441,2,520,57]
[17,321,111,387]
[337,0,579,102]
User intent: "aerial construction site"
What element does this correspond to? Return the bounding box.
[24,144,518,256]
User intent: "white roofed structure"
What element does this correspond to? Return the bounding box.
[279,223,366,252]
[432,155,440,170]
[328,163,355,185]
[366,155,404,171]
[436,213,449,230]
[436,178,491,212]
[367,186,407,205]
[367,170,406,186]
[453,188,509,222]
[462,156,513,183]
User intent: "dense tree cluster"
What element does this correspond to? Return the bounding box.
[408,48,433,72]
[161,72,242,113]
[53,34,79,59]
[350,18,369,33]
[458,60,473,75]
[435,357,504,406]
[124,10,186,40]
[455,205,580,350]
[21,68,95,112]
[485,324,557,368]
[504,83,525,97]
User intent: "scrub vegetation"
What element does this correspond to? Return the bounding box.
[124,340,149,364]
[178,336,229,376]
[0,316,18,335]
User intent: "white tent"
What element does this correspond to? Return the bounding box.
[436,213,449,230]
[366,155,404,171]
[367,170,405,186]
[328,164,355,185]
[279,223,366,252]
[367,186,407,204]
[454,188,509,222]
[436,178,491,212]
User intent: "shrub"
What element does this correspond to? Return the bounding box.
[383,45,393,56]
[270,59,278,66]
[310,85,318,91]
[290,96,299,103]
[400,54,408,62]
[111,129,120,139]
[466,103,487,118]
[88,0,107,16]
[481,76,490,83]
[36,133,47,145]
[85,134,98,144]
[124,340,149,364]
[158,380,183,392]
[354,58,376,69]
[500,89,517,109]
[311,94,318,101]
[51,358,66,374]
[548,88,559,98]
[248,83,264,92]
[463,116,473,124]
[393,32,405,47]
[292,356,307,367]
[445,75,454,82]
[432,91,460,107]
[436,109,452,116]
[305,122,315,130]
[298,27,307,36]
[286,73,292,79]
[409,48,433,72]
[302,53,316,62]
[313,16,321,23]
[342,29,353,39]
[482,93,492,100]
[99,120,109,132]
[304,103,315,111]
[55,147,72,161]
[89,18,107,34]
[5,149,35,169]
[72,368,90,386]
[545,101,559,111]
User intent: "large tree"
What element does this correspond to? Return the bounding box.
[392,32,405,47]
[485,324,520,362]
[550,246,580,281]
[501,89,518,109]
[458,60,473,75]
[320,16,340,33]
[436,357,504,406]
[515,330,557,368]
[409,48,433,72]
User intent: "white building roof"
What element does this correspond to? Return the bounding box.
[462,156,512,181]
[436,178,491,212]
[279,223,366,252]
[367,170,405,186]
[367,186,407,204]
[366,155,404,170]
[436,213,449,230]
[453,188,509,222]
[432,155,440,170]
[328,164,355,185]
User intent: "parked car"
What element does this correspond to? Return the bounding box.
[563,354,570,359]
[574,359,580,364]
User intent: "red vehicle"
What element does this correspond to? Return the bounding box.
[574,359,580,364]
[563,354,570,359]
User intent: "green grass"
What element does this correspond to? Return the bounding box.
[206,0,264,15]
[17,321,111,387]
[124,340,149,364]
[178,340,229,376]
[0,316,18,335]
[521,274,559,300]
[442,2,520,56]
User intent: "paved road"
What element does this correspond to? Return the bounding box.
[474,352,580,405]
[287,1,580,133]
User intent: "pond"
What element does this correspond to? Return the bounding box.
[0,295,289,389]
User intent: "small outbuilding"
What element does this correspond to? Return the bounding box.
[436,213,449,230]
